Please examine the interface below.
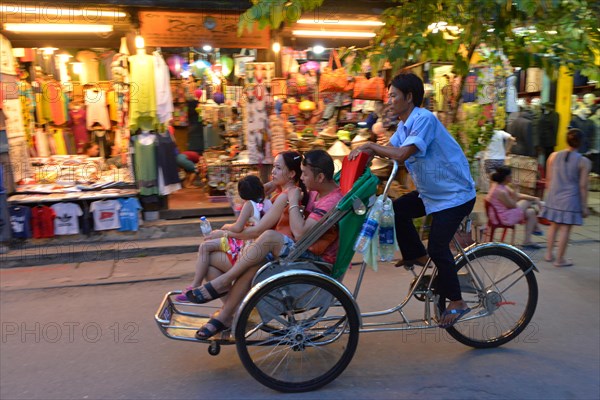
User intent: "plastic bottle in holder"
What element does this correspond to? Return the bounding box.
[354,199,383,254]
[199,216,212,237]
[379,202,395,261]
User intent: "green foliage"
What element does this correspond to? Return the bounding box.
[238,0,324,36]
[449,104,495,162]
[373,0,599,82]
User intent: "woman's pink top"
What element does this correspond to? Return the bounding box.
[485,184,524,225]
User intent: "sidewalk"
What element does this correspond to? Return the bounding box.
[1,191,598,291]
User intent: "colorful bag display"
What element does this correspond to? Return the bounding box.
[233,49,255,78]
[318,50,353,93]
[270,78,287,97]
[353,76,387,101]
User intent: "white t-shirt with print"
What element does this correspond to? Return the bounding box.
[90,200,121,230]
[51,202,83,235]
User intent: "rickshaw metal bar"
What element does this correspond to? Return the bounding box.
[162,324,202,330]
[453,236,486,290]
[352,261,368,299]
[380,160,399,202]
[359,259,435,319]
[398,309,411,325]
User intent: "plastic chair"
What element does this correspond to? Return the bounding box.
[483,199,516,244]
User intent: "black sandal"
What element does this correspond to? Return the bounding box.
[186,282,228,304]
[195,318,228,340]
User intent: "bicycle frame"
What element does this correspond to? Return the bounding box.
[343,158,538,332]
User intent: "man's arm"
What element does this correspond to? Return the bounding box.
[505,136,516,155]
[349,142,418,164]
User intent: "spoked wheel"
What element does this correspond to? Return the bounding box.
[446,244,538,348]
[235,273,359,392]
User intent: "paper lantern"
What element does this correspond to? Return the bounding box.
[213,92,225,104]
[194,88,203,100]
[191,59,211,78]
[299,100,316,112]
[167,55,184,76]
[305,61,320,72]
[220,56,233,77]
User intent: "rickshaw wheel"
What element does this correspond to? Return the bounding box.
[235,273,359,392]
[445,245,538,348]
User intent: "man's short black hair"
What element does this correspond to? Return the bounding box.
[390,73,425,107]
[302,149,334,181]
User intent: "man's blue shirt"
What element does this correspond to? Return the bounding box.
[390,107,476,214]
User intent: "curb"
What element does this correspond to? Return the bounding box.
[0,244,200,269]
[0,275,185,292]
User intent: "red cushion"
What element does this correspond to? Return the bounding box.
[339,153,370,194]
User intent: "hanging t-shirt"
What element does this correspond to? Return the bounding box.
[69,107,88,153]
[51,202,83,235]
[90,199,121,230]
[31,205,56,238]
[9,205,32,238]
[85,89,111,130]
[118,197,142,231]
[128,53,157,131]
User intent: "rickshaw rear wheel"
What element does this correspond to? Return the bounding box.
[235,273,359,392]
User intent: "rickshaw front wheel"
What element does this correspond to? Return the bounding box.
[235,273,359,392]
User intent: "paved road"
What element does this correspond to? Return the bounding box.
[1,247,599,400]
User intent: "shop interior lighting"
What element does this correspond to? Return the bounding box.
[312,45,325,54]
[57,52,73,62]
[272,42,281,53]
[292,30,376,38]
[296,19,384,26]
[1,4,126,18]
[71,62,83,75]
[12,47,25,57]
[202,45,213,52]
[4,23,113,33]
[41,47,58,55]
[135,34,145,49]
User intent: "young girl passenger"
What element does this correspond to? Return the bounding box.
[176,175,272,302]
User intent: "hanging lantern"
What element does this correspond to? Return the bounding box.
[166,55,184,76]
[194,88,203,100]
[304,61,320,72]
[220,55,233,77]
[213,91,225,104]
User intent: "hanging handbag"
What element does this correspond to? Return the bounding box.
[270,78,287,97]
[353,76,387,101]
[319,50,352,93]
[233,49,255,78]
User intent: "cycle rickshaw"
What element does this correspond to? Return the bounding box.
[155,161,538,392]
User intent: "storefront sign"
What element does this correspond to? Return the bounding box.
[139,11,270,49]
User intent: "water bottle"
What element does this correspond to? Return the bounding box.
[354,199,383,254]
[379,202,395,261]
[199,216,212,237]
